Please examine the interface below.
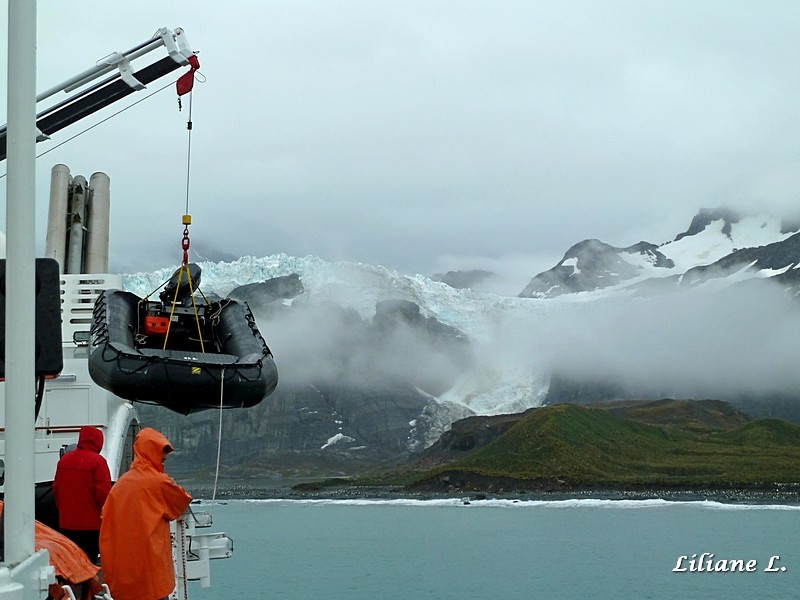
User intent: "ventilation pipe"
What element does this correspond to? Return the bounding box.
[65,175,87,274]
[44,163,71,271]
[85,171,110,273]
[46,166,111,274]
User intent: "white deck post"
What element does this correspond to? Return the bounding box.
[4,0,38,565]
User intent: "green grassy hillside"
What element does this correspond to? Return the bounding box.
[410,403,800,490]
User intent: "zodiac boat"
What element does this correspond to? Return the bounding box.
[89,263,279,415]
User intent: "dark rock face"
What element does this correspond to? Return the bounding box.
[669,206,800,241]
[231,273,304,301]
[366,299,473,396]
[518,239,674,298]
[431,411,531,453]
[228,274,304,313]
[674,207,742,242]
[138,381,431,475]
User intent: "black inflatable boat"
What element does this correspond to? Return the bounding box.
[88,267,278,414]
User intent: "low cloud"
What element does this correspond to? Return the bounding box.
[487,279,800,398]
[246,267,800,405]
[255,300,471,396]
[430,251,560,296]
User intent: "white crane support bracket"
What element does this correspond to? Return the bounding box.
[0,27,198,162]
[97,53,145,91]
[160,27,193,65]
[0,550,55,600]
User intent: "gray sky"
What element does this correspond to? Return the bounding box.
[2,1,800,286]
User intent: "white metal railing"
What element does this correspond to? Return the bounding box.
[172,507,234,599]
[60,274,123,343]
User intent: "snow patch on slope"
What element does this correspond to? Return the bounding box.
[661,215,792,272]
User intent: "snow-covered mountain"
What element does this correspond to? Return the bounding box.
[520,209,800,298]
[127,208,800,470]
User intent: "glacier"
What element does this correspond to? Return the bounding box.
[120,211,800,450]
[123,254,556,448]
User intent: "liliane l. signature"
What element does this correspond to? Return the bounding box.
[673,553,786,573]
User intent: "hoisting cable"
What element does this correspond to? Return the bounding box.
[161,60,207,353]
[178,84,195,272]
[182,87,194,219]
[177,59,197,268]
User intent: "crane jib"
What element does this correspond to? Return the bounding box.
[0,56,187,162]
[0,26,196,163]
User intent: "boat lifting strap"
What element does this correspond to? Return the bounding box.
[162,262,206,354]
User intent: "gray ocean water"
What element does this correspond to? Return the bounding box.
[186,498,799,600]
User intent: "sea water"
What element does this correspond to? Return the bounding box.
[186,498,799,600]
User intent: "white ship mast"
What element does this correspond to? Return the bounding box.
[0,0,52,596]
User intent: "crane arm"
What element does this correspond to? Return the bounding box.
[0,27,197,162]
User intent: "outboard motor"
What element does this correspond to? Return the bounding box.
[159,262,202,305]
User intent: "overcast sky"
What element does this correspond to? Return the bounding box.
[2,1,800,285]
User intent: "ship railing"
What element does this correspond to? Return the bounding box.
[172,505,234,599]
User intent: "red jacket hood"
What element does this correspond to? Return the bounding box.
[131,428,174,473]
[76,426,104,453]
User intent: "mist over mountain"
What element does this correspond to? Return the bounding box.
[430,269,496,291]
[128,207,800,475]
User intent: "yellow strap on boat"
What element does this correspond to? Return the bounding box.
[162,263,206,353]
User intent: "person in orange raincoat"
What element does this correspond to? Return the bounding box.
[99,427,192,600]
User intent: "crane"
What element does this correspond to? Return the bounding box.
[0,26,199,162]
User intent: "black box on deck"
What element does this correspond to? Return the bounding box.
[0,258,63,378]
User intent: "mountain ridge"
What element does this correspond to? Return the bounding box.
[518,207,800,298]
[128,206,800,477]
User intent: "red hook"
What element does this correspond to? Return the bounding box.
[181,226,191,265]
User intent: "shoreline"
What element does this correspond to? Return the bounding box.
[179,481,800,505]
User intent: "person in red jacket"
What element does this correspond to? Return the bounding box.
[99,427,192,600]
[52,425,112,564]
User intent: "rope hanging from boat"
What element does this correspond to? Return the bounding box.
[210,367,225,518]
